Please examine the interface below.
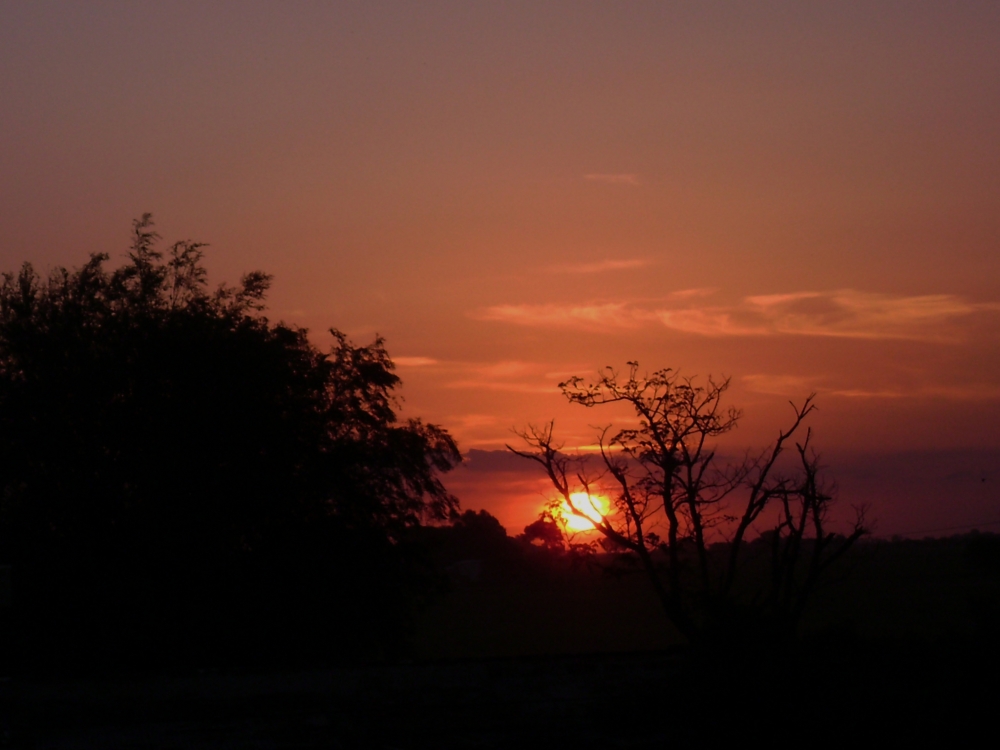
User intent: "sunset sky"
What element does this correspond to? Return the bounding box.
[2,1,998,536]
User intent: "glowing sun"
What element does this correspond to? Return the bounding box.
[562,492,610,532]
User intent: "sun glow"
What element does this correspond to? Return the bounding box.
[561,492,611,532]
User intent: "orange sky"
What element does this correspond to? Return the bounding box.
[2,2,999,535]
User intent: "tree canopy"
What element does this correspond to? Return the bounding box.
[0,216,461,670]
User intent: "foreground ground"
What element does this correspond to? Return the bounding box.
[11,642,1000,748]
[10,535,1000,747]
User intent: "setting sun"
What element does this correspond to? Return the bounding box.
[561,492,611,532]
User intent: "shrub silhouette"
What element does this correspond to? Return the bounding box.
[0,216,460,671]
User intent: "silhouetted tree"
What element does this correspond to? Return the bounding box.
[417,510,515,568]
[0,215,460,670]
[510,363,867,649]
[520,515,566,551]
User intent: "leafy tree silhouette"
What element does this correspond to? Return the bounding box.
[520,515,566,552]
[0,215,460,671]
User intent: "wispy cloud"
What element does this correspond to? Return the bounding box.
[667,287,718,300]
[584,173,640,185]
[827,388,907,398]
[446,380,559,394]
[655,308,770,336]
[393,356,438,367]
[832,384,1000,400]
[391,357,565,396]
[475,289,998,342]
[445,360,561,394]
[473,302,646,331]
[548,258,650,274]
[449,414,501,429]
[739,290,991,341]
[743,374,1000,401]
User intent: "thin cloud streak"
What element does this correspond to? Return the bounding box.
[425,359,564,395]
[741,290,992,341]
[548,258,650,274]
[743,374,1000,401]
[445,380,560,394]
[667,288,719,299]
[832,384,1000,401]
[473,302,645,331]
[655,308,770,336]
[475,290,999,342]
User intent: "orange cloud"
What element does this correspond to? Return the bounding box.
[472,302,646,331]
[830,384,1000,400]
[548,258,650,274]
[393,356,438,367]
[654,308,769,336]
[666,288,719,299]
[741,290,992,341]
[476,290,998,342]
[743,374,1000,401]
[444,360,561,394]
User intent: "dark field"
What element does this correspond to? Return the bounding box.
[15,646,998,748]
[10,535,1000,747]
[415,535,1000,659]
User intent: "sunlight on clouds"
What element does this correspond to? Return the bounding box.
[450,414,500,428]
[743,290,991,341]
[445,360,561,394]
[548,259,650,274]
[473,303,644,330]
[476,290,998,342]
[828,388,907,398]
[831,384,1000,400]
[570,443,627,452]
[655,308,769,336]
[667,288,719,299]
[446,380,560,394]
[744,374,1000,401]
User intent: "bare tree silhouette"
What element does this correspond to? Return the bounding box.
[509,362,867,648]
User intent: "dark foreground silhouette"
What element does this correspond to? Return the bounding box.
[1,219,998,744]
[10,516,1000,745]
[0,217,460,674]
[12,648,1000,747]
